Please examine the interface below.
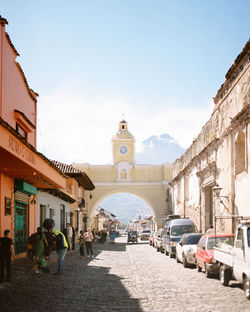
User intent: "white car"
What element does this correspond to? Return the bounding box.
[176,233,203,267]
[139,229,151,241]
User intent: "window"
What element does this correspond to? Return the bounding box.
[16,123,27,139]
[235,131,246,175]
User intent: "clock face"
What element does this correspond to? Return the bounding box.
[120,145,128,154]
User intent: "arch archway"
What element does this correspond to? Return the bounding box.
[89,188,156,221]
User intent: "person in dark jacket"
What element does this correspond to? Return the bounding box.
[0,229,15,282]
[53,230,68,274]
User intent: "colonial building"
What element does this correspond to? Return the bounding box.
[0,16,67,256]
[93,207,119,233]
[170,40,250,233]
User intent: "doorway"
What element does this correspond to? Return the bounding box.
[204,186,213,230]
[14,201,28,254]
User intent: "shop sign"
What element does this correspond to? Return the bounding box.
[8,136,36,165]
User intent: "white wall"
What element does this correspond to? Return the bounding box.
[36,191,71,231]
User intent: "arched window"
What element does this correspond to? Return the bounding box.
[235,131,246,175]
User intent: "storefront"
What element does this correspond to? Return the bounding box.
[0,119,67,256]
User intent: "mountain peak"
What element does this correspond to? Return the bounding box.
[136,133,185,164]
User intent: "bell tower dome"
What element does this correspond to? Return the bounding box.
[112,120,135,165]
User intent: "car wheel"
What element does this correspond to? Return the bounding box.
[205,263,211,278]
[219,266,230,286]
[183,255,189,268]
[169,251,174,258]
[165,250,169,256]
[176,253,180,263]
[243,276,250,300]
[157,246,160,252]
[197,264,202,272]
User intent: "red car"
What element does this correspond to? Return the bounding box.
[195,233,234,278]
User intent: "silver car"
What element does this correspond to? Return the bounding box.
[176,233,203,267]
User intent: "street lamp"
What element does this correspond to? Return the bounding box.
[212,184,222,197]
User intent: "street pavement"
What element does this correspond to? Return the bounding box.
[0,236,249,312]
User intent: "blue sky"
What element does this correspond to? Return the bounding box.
[1,1,250,164]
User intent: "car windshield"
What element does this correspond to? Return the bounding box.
[207,236,234,250]
[185,235,202,245]
[142,230,150,233]
[171,225,196,236]
[129,231,137,235]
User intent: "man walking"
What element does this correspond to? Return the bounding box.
[53,230,68,274]
[0,229,15,282]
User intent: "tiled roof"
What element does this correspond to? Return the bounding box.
[51,160,95,191]
[5,32,20,56]
[15,61,38,102]
[0,15,8,26]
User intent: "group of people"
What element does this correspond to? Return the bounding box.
[0,225,96,280]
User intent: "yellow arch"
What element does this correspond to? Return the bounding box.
[89,188,156,220]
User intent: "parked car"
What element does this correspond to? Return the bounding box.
[149,231,154,246]
[213,219,250,299]
[176,233,203,267]
[195,233,234,278]
[139,229,151,241]
[155,229,164,252]
[163,218,197,258]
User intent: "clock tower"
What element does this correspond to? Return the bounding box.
[112,120,135,166]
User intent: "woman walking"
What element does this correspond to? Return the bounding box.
[84,228,94,258]
[79,230,85,258]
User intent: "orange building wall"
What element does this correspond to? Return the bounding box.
[0,173,14,238]
[0,24,37,148]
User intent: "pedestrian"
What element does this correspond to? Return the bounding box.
[0,229,15,282]
[66,223,72,250]
[79,230,85,258]
[53,230,68,274]
[34,227,48,262]
[44,228,54,259]
[72,226,75,250]
[84,228,94,258]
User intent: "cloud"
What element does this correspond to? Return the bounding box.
[37,86,214,164]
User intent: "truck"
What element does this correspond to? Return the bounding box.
[213,216,250,300]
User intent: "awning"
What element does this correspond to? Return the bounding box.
[0,119,66,189]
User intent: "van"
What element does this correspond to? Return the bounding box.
[162,218,197,258]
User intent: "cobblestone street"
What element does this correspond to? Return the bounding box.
[0,236,250,312]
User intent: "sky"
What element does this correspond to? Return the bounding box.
[1,0,250,164]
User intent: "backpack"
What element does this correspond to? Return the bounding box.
[29,233,40,245]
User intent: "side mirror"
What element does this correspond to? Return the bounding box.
[179,242,183,246]
[235,239,243,249]
[202,246,206,251]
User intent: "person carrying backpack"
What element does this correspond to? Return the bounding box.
[53,230,68,274]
